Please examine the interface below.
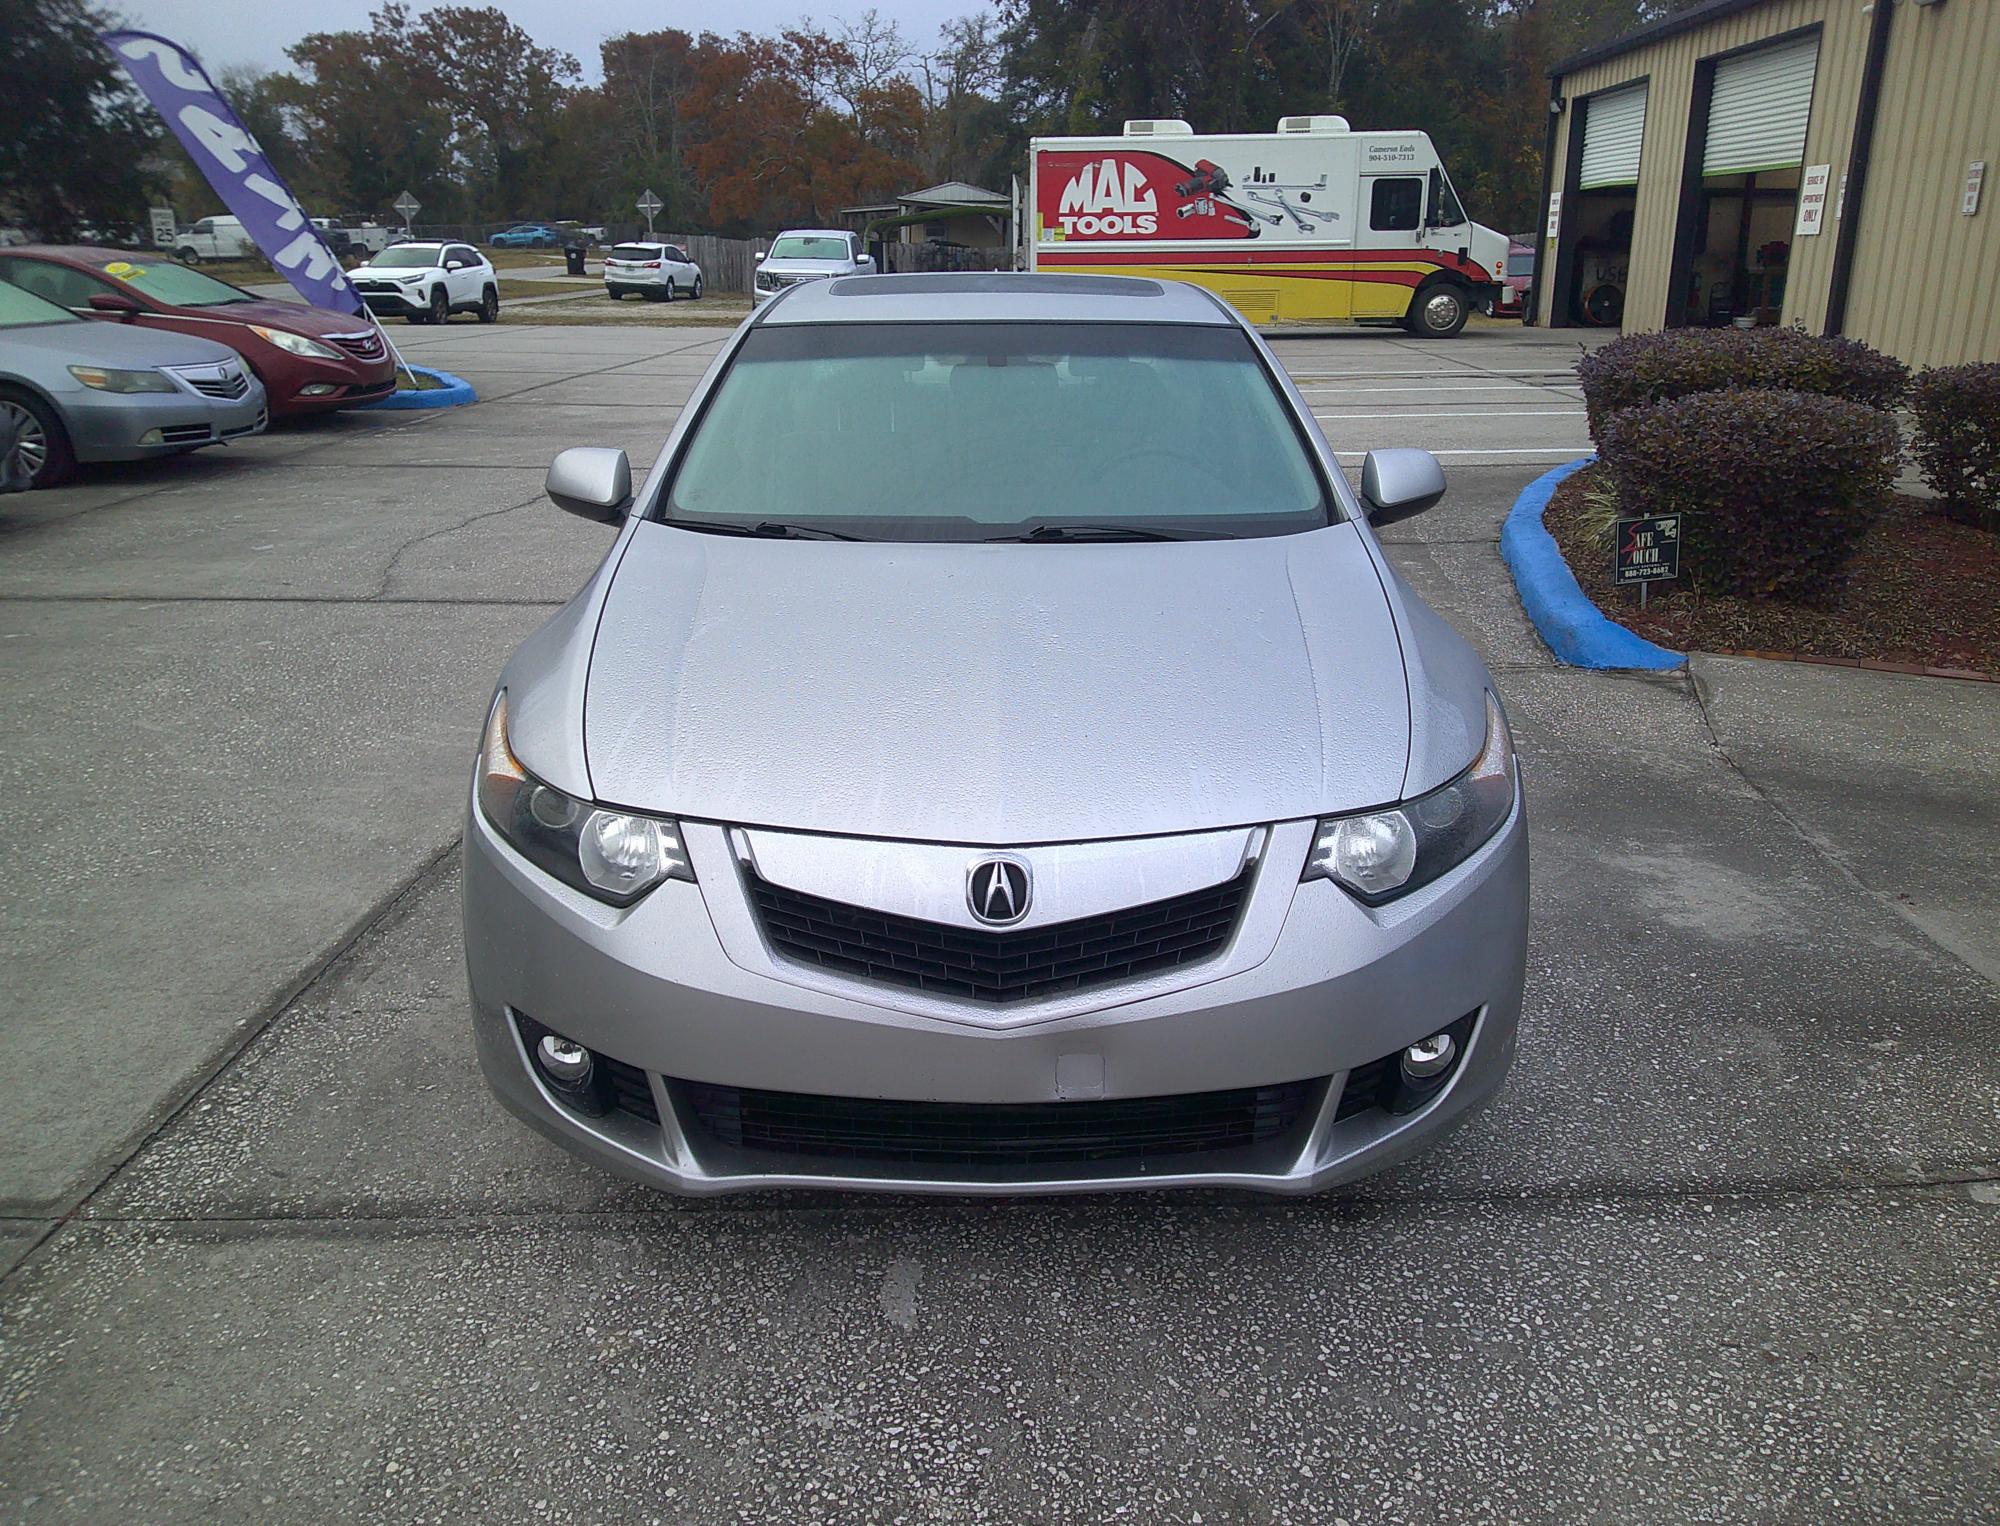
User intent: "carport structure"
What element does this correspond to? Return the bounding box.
[1536,0,2000,366]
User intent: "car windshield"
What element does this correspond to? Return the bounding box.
[610,245,660,261]
[109,261,254,307]
[663,322,1332,541]
[0,282,79,327]
[767,236,850,260]
[371,246,444,268]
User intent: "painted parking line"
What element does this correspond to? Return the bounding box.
[1314,410,1586,420]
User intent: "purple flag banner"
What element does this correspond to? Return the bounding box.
[101,30,364,317]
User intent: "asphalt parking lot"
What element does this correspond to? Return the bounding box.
[1,318,1996,1521]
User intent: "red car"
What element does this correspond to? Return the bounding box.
[0,247,396,415]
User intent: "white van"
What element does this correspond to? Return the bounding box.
[1027,117,1509,336]
[173,216,255,263]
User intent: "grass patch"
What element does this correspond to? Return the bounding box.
[1544,462,2000,677]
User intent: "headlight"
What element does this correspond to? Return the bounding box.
[477,692,692,904]
[1305,692,1515,903]
[248,325,341,360]
[396,273,425,284]
[68,364,174,393]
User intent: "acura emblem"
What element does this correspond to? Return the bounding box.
[967,856,1031,926]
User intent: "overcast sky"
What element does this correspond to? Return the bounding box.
[117,0,987,83]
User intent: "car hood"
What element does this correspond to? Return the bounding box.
[165,298,376,336]
[2,317,241,370]
[581,521,1412,844]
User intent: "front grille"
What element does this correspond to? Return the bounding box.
[748,867,1252,1004]
[326,330,385,360]
[677,1078,1317,1169]
[1334,1054,1398,1120]
[189,371,248,399]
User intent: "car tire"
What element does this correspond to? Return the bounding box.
[1404,283,1472,339]
[478,285,499,323]
[427,286,449,325]
[176,247,201,265]
[691,276,702,300]
[664,279,677,302]
[0,389,76,489]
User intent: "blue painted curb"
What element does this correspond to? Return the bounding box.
[1499,455,1685,672]
[364,364,477,410]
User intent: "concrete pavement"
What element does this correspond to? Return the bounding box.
[1,319,1996,1520]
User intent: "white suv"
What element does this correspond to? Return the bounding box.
[348,242,499,325]
[604,243,703,302]
[752,230,876,304]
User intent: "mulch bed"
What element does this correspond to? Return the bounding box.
[1542,464,2000,679]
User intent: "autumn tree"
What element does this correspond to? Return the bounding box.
[282,5,453,219]
[0,0,161,238]
[409,6,581,219]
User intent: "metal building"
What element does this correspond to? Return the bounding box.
[1535,0,1998,367]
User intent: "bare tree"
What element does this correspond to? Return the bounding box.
[1303,0,1379,111]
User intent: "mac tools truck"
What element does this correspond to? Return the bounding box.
[1027,116,1508,337]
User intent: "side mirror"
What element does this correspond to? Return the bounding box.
[755,252,766,265]
[856,256,876,273]
[88,294,142,318]
[1360,448,1446,524]
[546,446,632,524]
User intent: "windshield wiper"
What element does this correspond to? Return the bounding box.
[993,523,1227,543]
[668,518,861,541]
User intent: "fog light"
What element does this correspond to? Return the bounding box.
[299,382,336,397]
[1401,1031,1456,1080]
[137,428,163,445]
[534,1033,593,1090]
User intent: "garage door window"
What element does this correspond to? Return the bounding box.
[1370,178,1422,232]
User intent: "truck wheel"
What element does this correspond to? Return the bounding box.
[478,286,499,323]
[1405,284,1471,339]
[0,390,76,489]
[176,246,201,265]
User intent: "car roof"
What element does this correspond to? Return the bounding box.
[757,272,1237,327]
[771,229,855,240]
[3,246,153,267]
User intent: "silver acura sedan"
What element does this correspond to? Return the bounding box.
[464,272,1527,1195]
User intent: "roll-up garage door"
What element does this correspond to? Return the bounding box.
[1579,83,1648,190]
[1703,34,1820,176]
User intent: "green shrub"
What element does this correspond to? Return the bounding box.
[1577,328,1908,440]
[1596,388,1899,601]
[1909,362,2000,532]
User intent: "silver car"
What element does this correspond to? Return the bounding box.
[0,280,266,488]
[465,272,1528,1195]
[750,229,875,304]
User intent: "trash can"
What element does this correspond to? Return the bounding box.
[563,243,586,277]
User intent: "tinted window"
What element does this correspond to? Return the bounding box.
[0,260,107,309]
[664,323,1331,541]
[373,245,445,268]
[1370,178,1423,232]
[449,246,478,265]
[610,245,660,261]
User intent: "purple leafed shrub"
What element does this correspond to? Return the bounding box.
[1596,388,1899,602]
[1908,362,2000,532]
[1578,328,1908,440]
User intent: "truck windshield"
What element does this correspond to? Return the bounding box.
[767,236,851,260]
[663,322,1333,542]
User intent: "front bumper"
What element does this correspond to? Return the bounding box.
[63,381,268,462]
[464,788,1529,1196]
[356,286,428,316]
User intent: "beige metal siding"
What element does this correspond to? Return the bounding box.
[1842,0,2000,366]
[1542,0,1871,333]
